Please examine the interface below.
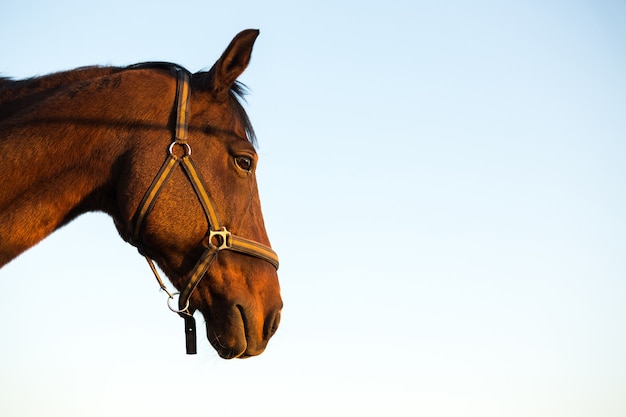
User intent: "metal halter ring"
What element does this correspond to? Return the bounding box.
[166,292,190,314]
[168,141,191,158]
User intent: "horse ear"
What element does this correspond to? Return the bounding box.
[204,29,259,101]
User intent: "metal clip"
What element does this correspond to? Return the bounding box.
[209,227,232,250]
[167,292,191,314]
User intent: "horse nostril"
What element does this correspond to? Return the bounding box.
[264,310,281,340]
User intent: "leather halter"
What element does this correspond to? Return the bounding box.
[130,67,279,354]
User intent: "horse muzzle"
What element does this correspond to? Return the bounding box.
[202,299,282,359]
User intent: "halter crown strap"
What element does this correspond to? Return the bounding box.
[174,69,190,142]
[130,67,279,354]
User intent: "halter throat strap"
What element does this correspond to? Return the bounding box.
[130,68,279,354]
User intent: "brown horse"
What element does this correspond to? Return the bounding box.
[0,29,282,359]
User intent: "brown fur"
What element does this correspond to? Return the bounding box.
[0,29,281,358]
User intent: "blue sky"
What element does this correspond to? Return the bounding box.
[1,1,625,416]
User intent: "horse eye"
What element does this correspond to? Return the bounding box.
[234,156,253,172]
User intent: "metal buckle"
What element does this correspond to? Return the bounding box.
[208,227,232,250]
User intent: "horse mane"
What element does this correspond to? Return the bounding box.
[0,63,256,145]
[0,66,126,122]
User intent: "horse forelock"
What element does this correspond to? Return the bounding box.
[229,81,257,147]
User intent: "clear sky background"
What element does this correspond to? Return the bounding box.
[1,1,625,416]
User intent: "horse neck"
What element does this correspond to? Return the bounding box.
[0,124,127,266]
[0,68,176,267]
[0,101,130,267]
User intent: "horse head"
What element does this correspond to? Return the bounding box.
[114,30,282,358]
